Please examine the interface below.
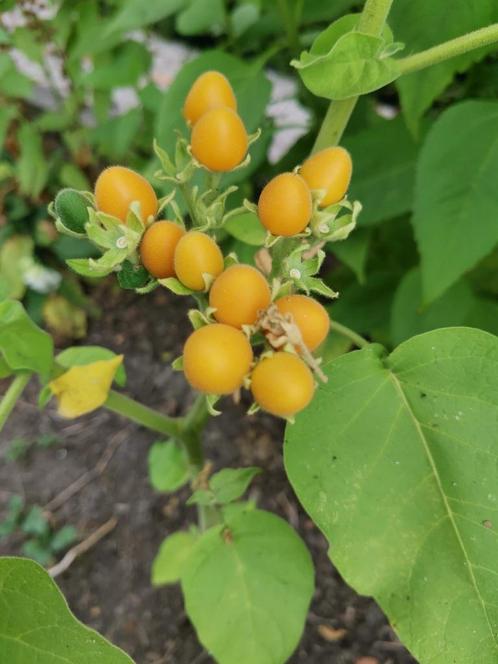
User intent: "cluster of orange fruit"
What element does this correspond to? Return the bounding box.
[90,71,353,419]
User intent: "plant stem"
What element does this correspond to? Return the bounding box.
[312,0,393,152]
[276,0,300,54]
[397,23,498,76]
[178,394,210,472]
[0,372,31,433]
[104,390,181,438]
[330,320,369,349]
[179,183,198,226]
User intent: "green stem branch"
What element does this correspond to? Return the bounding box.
[104,390,181,438]
[312,0,393,152]
[397,23,498,76]
[0,372,31,433]
[330,320,369,349]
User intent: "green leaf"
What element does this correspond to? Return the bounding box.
[329,228,370,283]
[0,106,16,148]
[390,0,498,132]
[210,467,261,504]
[390,268,476,345]
[57,346,127,388]
[84,42,152,90]
[50,525,78,553]
[11,27,44,63]
[91,108,143,160]
[103,0,184,37]
[0,557,134,662]
[182,509,314,664]
[156,51,271,153]
[21,506,49,538]
[330,271,402,347]
[152,530,198,586]
[292,15,401,100]
[224,212,266,246]
[0,495,23,537]
[16,124,48,198]
[412,101,498,303]
[285,327,498,664]
[0,235,34,299]
[0,300,53,380]
[0,54,33,99]
[21,540,53,566]
[148,440,190,492]
[343,117,419,226]
[176,0,225,35]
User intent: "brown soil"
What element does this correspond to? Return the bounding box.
[0,284,417,664]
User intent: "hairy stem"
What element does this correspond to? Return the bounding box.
[398,23,498,76]
[312,0,394,152]
[0,372,31,434]
[104,390,181,438]
[330,320,369,349]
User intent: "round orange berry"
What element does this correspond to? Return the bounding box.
[300,147,352,208]
[94,166,158,223]
[183,324,253,395]
[139,221,185,279]
[275,294,330,351]
[209,264,271,328]
[183,71,237,126]
[191,107,247,172]
[258,172,312,236]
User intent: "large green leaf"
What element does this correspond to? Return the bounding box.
[343,117,419,226]
[0,557,134,663]
[390,0,498,131]
[285,327,498,664]
[0,300,53,380]
[182,509,314,664]
[390,268,475,344]
[412,101,498,304]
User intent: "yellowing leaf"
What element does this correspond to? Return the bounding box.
[49,355,123,418]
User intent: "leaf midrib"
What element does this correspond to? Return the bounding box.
[388,370,498,650]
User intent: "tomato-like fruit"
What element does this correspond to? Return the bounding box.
[275,294,330,351]
[209,264,271,328]
[174,231,224,291]
[139,220,185,279]
[190,107,248,172]
[299,147,352,207]
[94,166,158,223]
[258,173,312,236]
[183,71,237,126]
[183,323,253,395]
[251,352,314,418]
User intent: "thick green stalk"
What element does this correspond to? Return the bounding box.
[398,23,498,76]
[330,320,369,349]
[312,0,394,152]
[0,372,31,434]
[178,394,210,471]
[104,390,181,438]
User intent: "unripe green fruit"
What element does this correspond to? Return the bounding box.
[54,189,91,234]
[117,260,150,289]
